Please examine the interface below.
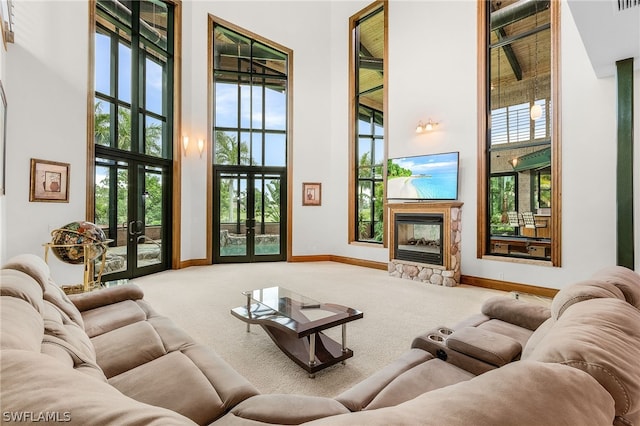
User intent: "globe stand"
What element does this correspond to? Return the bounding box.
[43,241,113,294]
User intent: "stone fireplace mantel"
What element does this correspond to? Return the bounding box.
[387,201,463,286]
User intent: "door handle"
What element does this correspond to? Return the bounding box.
[128,220,144,235]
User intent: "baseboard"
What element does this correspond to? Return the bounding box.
[179,259,210,268]
[182,255,556,297]
[289,254,388,271]
[288,255,332,262]
[461,275,558,298]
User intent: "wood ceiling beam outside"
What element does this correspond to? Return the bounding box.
[489,0,551,81]
[494,28,523,81]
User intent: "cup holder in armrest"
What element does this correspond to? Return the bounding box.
[428,334,445,342]
[427,327,454,343]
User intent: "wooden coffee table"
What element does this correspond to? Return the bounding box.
[231,287,363,377]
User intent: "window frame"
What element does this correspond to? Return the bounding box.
[87,0,182,269]
[477,0,561,266]
[349,1,388,246]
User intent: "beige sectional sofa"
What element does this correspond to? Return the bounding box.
[2,254,640,425]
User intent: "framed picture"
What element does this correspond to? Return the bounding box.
[29,158,70,202]
[302,182,321,206]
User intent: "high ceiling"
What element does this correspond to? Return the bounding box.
[358,9,384,112]
[568,0,640,78]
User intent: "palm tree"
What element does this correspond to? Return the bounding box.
[264,180,281,223]
[214,131,253,223]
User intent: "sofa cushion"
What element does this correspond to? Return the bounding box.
[0,297,44,352]
[365,358,475,410]
[520,317,554,359]
[551,278,625,319]
[0,269,44,313]
[336,348,433,411]
[304,361,615,426]
[91,320,168,378]
[42,280,86,328]
[109,346,259,424]
[3,254,84,327]
[527,297,640,423]
[480,296,550,330]
[222,394,350,425]
[1,349,197,425]
[41,335,107,382]
[146,315,197,351]
[43,302,96,361]
[81,299,147,337]
[591,265,640,309]
[3,254,52,292]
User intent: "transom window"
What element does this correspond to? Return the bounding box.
[213,24,288,167]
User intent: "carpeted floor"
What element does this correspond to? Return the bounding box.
[131,261,550,398]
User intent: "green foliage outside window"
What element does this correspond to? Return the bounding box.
[94,104,163,227]
[489,175,516,235]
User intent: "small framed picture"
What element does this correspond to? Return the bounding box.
[29,158,70,203]
[302,182,321,206]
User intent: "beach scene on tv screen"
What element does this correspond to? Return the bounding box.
[387,152,459,200]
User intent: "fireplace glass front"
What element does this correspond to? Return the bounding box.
[394,214,443,265]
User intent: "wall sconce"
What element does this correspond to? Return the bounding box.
[183,136,189,156]
[183,136,205,158]
[415,119,439,133]
[197,138,205,158]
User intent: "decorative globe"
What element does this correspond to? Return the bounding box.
[50,221,107,264]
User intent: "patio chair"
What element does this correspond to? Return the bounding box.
[507,211,522,234]
[521,211,546,238]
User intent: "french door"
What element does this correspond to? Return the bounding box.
[214,167,286,263]
[95,154,171,280]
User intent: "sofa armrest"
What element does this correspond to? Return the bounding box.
[481,296,551,331]
[446,326,521,367]
[68,283,144,312]
[411,328,497,376]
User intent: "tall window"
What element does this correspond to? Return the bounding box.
[350,2,386,244]
[211,17,290,263]
[479,0,560,264]
[91,0,175,278]
[94,0,173,158]
[212,24,288,168]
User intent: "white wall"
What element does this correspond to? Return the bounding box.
[1,0,638,288]
[182,1,338,259]
[331,0,637,288]
[0,18,7,264]
[3,1,89,283]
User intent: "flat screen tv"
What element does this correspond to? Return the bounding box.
[387,151,459,201]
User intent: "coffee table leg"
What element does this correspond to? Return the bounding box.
[244,291,251,333]
[341,324,348,364]
[309,333,316,378]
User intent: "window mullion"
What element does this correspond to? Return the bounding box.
[130,2,141,155]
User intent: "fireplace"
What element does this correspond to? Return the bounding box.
[394,214,443,265]
[388,202,463,287]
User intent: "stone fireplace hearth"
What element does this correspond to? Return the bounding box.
[388,202,463,286]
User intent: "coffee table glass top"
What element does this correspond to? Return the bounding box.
[244,286,345,323]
